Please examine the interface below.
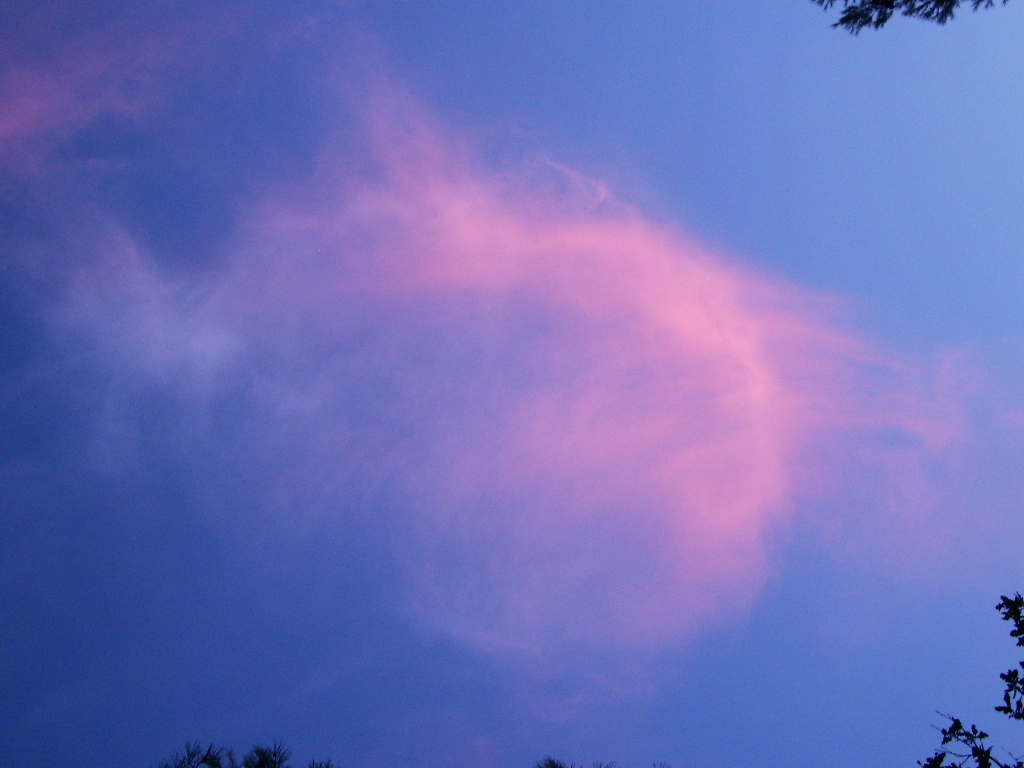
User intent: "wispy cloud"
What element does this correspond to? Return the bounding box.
[31,63,965,675]
[0,10,973,687]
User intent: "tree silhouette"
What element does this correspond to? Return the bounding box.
[158,749,674,768]
[157,742,333,768]
[919,594,1024,768]
[811,0,1009,32]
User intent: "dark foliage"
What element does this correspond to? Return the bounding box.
[157,742,333,768]
[918,594,1024,768]
[811,0,1009,32]
[157,750,669,768]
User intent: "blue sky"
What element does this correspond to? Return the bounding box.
[3,2,1024,768]
[369,0,1024,345]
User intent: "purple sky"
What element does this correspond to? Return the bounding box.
[3,3,1024,767]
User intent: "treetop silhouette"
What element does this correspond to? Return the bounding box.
[919,593,1024,768]
[812,0,1009,32]
[156,741,333,768]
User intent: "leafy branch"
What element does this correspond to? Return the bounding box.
[811,0,1009,32]
[918,595,1024,768]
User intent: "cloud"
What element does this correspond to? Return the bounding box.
[2,32,964,673]
[0,19,182,172]
[324,85,965,660]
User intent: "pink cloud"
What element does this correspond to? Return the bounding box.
[0,7,235,172]
[0,54,150,171]
[50,72,966,670]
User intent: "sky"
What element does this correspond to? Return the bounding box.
[3,2,1024,767]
